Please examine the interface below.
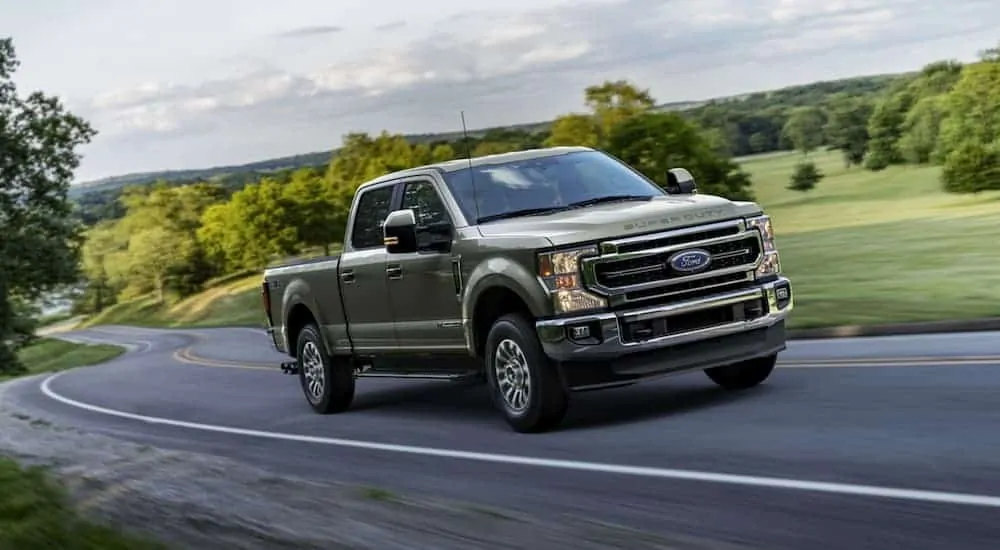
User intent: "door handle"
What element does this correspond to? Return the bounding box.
[340,270,355,284]
[386,265,403,280]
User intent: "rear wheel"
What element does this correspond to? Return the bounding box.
[296,324,355,414]
[485,313,568,433]
[704,353,777,390]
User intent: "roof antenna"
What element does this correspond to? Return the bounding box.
[460,110,482,223]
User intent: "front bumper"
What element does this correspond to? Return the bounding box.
[536,276,793,390]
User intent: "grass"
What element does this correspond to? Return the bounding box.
[82,150,1000,330]
[1,343,160,548]
[2,338,126,381]
[745,149,1000,327]
[80,272,265,329]
[0,458,165,550]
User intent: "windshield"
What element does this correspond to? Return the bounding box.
[440,150,666,223]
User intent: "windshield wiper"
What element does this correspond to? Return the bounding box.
[565,195,654,209]
[476,206,570,224]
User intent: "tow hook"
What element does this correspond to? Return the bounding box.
[280,361,299,375]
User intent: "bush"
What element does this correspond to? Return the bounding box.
[941,140,1000,193]
[787,160,824,192]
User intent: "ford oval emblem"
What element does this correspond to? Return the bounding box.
[667,249,712,273]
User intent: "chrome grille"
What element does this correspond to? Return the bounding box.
[582,219,763,307]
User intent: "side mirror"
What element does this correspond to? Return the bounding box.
[665,168,697,195]
[383,209,417,254]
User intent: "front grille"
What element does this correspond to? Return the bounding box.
[582,219,763,307]
[594,235,760,288]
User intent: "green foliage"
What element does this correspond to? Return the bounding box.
[787,161,823,192]
[8,337,124,380]
[940,141,1000,194]
[0,38,96,375]
[607,111,755,201]
[824,95,873,167]
[782,106,827,154]
[934,46,1000,193]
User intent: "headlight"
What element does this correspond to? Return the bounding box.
[537,246,607,314]
[745,214,781,279]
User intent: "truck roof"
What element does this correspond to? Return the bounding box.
[356,145,595,190]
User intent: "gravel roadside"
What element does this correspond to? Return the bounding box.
[0,374,747,550]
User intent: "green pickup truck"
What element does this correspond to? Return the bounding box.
[262,146,793,432]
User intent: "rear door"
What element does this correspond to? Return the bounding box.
[337,182,398,352]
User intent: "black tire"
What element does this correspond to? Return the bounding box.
[704,353,777,390]
[485,313,568,433]
[296,324,355,414]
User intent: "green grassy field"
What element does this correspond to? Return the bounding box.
[80,271,265,329]
[84,149,1000,330]
[744,149,1000,327]
[2,338,126,381]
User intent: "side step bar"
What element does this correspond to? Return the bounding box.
[357,371,481,381]
[279,360,480,382]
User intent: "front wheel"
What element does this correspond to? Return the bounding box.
[704,353,777,390]
[296,324,355,414]
[485,313,568,433]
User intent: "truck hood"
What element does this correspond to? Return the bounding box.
[476,194,761,246]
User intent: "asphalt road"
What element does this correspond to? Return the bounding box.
[8,324,1000,549]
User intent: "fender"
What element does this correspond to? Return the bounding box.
[461,257,551,353]
[280,278,332,356]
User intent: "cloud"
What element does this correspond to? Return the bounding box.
[275,25,343,39]
[374,20,406,31]
[75,0,1000,180]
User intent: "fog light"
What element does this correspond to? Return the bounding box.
[774,283,791,310]
[568,325,590,340]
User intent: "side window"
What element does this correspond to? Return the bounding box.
[350,185,394,249]
[400,180,450,228]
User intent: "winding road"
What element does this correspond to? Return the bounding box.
[7,325,1000,549]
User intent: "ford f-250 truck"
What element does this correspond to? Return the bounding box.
[261,146,793,432]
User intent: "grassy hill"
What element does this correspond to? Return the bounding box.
[83,148,1000,331]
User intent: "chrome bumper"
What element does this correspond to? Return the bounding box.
[536,276,793,363]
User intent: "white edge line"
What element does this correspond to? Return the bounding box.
[38,372,1000,509]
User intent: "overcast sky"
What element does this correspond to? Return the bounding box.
[6,0,1000,182]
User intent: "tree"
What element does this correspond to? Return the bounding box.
[282,168,342,255]
[544,114,600,148]
[936,48,1000,193]
[824,97,873,167]
[584,80,656,142]
[897,95,946,164]
[782,106,826,155]
[787,161,823,192]
[940,141,1000,194]
[0,37,96,374]
[78,220,125,313]
[606,112,755,202]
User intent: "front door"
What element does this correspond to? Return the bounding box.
[386,177,466,353]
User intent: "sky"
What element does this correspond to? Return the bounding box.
[5,0,1000,182]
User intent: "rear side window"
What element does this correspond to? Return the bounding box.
[351,185,394,249]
